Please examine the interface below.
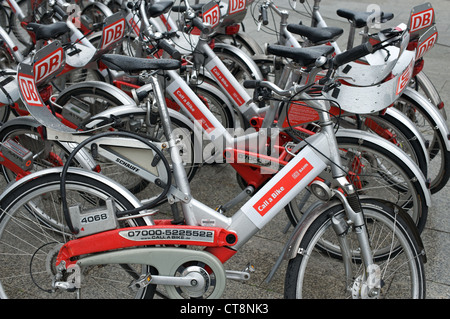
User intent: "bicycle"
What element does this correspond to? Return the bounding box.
[0,41,200,199]
[250,0,450,193]
[0,40,427,298]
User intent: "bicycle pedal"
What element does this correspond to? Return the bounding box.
[226,263,255,282]
[0,139,33,171]
[129,273,153,292]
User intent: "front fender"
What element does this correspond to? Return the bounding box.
[415,72,443,110]
[57,81,136,106]
[213,43,264,80]
[384,107,430,168]
[402,86,450,151]
[335,128,431,207]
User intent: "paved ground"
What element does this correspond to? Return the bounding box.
[186,0,450,299]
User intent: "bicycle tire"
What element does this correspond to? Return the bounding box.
[0,119,83,183]
[395,94,450,193]
[0,169,157,299]
[285,135,429,233]
[284,198,426,299]
[9,0,30,46]
[341,112,428,178]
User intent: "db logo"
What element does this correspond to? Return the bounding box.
[203,4,220,28]
[229,0,246,15]
[34,48,63,83]
[101,18,125,49]
[416,32,437,60]
[18,74,43,107]
[410,8,434,33]
[396,60,414,95]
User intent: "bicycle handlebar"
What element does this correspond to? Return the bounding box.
[157,38,181,61]
[243,80,304,97]
[332,42,374,67]
[192,17,208,32]
[53,3,68,21]
[260,5,269,25]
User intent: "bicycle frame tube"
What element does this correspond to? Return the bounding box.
[164,69,267,151]
[228,135,329,248]
[4,0,25,21]
[310,0,342,53]
[0,26,24,63]
[196,39,262,118]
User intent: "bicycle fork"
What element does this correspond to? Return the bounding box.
[331,180,382,298]
[291,95,381,298]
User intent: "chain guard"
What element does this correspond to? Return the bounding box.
[74,247,227,299]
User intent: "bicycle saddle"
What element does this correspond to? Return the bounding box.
[147,0,174,18]
[26,22,70,41]
[287,24,344,44]
[336,9,394,28]
[267,45,334,67]
[100,54,181,72]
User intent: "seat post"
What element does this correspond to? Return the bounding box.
[361,26,370,44]
[347,21,356,50]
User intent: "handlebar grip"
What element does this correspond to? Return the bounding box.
[243,80,261,89]
[192,17,206,32]
[157,39,181,61]
[260,6,269,25]
[333,42,373,67]
[53,4,68,21]
[172,4,203,12]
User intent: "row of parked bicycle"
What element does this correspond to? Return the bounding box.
[0,0,446,299]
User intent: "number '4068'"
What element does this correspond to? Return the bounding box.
[81,213,108,224]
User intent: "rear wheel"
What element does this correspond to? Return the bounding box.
[0,170,156,299]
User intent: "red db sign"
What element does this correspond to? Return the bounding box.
[33,47,63,83]
[229,0,246,15]
[410,8,434,33]
[101,18,126,49]
[18,74,43,107]
[203,4,220,28]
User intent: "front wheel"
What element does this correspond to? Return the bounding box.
[284,198,426,299]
